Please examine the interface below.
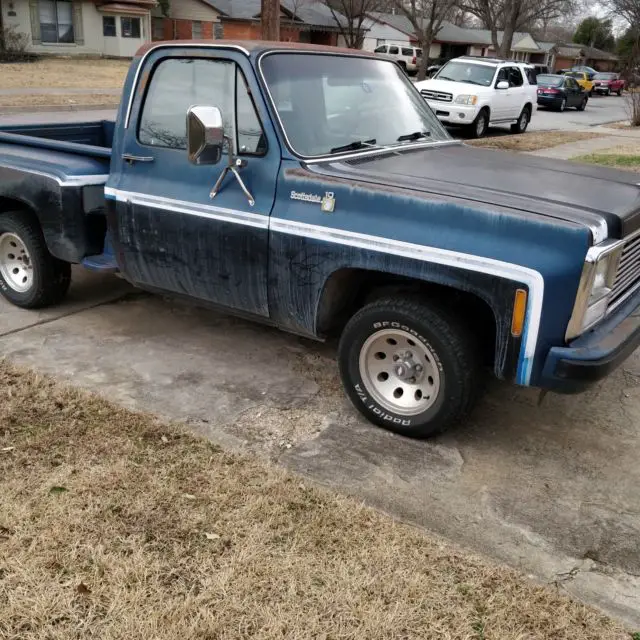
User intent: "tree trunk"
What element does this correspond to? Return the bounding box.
[416,37,432,81]
[499,24,515,58]
[261,0,280,41]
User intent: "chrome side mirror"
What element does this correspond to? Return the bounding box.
[187,105,224,165]
[496,81,509,90]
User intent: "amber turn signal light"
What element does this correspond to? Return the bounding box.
[511,289,527,337]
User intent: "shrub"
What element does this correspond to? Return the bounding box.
[0,25,38,63]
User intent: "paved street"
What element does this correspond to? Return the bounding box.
[1,269,639,627]
[0,94,630,132]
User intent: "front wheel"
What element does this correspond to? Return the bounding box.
[468,109,489,139]
[338,297,479,438]
[576,97,588,111]
[510,106,530,134]
[0,211,71,309]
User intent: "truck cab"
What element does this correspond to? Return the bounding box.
[0,42,639,438]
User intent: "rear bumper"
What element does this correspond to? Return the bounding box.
[540,293,640,393]
[537,95,563,107]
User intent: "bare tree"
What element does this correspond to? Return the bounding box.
[603,0,640,125]
[324,0,384,49]
[394,0,459,80]
[461,0,577,59]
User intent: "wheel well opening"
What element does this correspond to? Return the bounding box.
[317,269,497,366]
[0,197,37,220]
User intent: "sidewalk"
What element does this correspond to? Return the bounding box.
[0,87,121,97]
[527,125,640,160]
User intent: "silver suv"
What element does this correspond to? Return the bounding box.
[374,44,422,75]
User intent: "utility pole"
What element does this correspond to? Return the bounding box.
[261,0,280,41]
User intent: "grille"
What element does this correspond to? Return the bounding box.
[420,89,452,102]
[609,231,640,311]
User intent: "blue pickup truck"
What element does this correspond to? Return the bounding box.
[1,41,639,437]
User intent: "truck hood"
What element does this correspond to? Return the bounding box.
[316,143,640,239]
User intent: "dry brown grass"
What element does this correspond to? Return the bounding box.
[0,362,630,640]
[0,93,119,108]
[0,58,129,89]
[468,131,602,152]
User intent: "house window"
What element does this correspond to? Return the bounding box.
[103,16,116,37]
[121,16,141,38]
[39,0,74,44]
[152,17,164,40]
[192,21,202,39]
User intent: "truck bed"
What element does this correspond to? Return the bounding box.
[0,120,112,185]
[0,120,114,159]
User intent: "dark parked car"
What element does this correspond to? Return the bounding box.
[593,72,625,95]
[536,74,588,111]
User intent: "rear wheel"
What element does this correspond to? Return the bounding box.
[557,97,567,112]
[338,297,480,438]
[468,108,489,139]
[510,106,531,134]
[617,88,623,96]
[0,211,71,309]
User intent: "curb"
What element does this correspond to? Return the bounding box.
[0,103,118,115]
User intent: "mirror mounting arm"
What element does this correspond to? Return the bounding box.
[210,135,255,207]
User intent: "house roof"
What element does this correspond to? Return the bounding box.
[368,13,537,49]
[203,0,347,28]
[536,41,556,52]
[552,42,618,61]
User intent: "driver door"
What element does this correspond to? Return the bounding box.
[107,49,280,317]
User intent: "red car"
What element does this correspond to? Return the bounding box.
[593,72,625,95]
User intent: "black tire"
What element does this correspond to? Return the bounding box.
[0,210,71,309]
[576,97,588,111]
[468,108,489,139]
[510,106,531,134]
[557,97,567,112]
[617,88,623,96]
[338,297,480,438]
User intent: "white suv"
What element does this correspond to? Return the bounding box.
[415,57,537,138]
[374,44,422,75]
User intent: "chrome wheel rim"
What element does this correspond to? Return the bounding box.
[0,232,33,293]
[359,328,442,416]
[476,114,486,136]
[560,99,566,111]
[520,110,529,130]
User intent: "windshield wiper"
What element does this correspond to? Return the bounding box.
[437,76,457,81]
[397,131,431,142]
[330,139,379,154]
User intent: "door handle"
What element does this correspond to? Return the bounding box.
[122,153,154,164]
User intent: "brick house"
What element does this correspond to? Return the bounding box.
[152,0,345,46]
[547,43,618,73]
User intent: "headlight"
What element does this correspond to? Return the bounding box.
[454,95,478,105]
[566,242,624,339]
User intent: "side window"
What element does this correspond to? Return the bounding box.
[525,68,536,85]
[388,46,399,55]
[374,45,387,53]
[138,58,265,156]
[236,71,266,155]
[509,67,524,87]
[496,67,508,85]
[401,47,413,57]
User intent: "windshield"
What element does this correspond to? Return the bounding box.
[537,75,563,87]
[260,53,450,158]
[435,61,497,86]
[594,73,615,80]
[566,72,583,79]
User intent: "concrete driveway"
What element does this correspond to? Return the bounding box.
[1,269,639,627]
